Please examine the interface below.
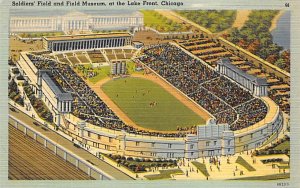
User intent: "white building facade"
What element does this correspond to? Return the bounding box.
[10,11,144,33]
[216,58,268,97]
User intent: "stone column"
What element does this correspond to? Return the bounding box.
[66,101,68,112]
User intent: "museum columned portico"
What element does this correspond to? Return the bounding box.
[43,33,132,52]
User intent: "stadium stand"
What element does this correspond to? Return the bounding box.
[178,38,290,114]
[27,53,191,137]
[87,50,107,63]
[139,44,268,130]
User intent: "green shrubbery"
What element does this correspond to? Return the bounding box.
[176,10,236,33]
[106,154,177,173]
[253,135,290,156]
[8,79,24,107]
[261,158,283,164]
[23,83,53,123]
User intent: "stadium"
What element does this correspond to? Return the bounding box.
[14,30,283,160]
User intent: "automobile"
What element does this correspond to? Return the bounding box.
[9,107,16,112]
[33,122,40,126]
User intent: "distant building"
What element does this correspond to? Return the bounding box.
[10,11,144,33]
[216,58,268,97]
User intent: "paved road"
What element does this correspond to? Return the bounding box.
[9,105,134,180]
[9,125,93,180]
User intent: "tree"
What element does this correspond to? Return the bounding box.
[229,28,241,43]
[274,58,286,69]
[266,54,279,64]
[247,39,260,54]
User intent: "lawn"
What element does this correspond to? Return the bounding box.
[141,10,189,32]
[235,156,256,172]
[126,61,144,75]
[76,64,110,84]
[144,169,184,180]
[101,77,205,131]
[231,173,290,180]
[191,161,210,177]
[273,140,290,151]
[18,32,64,38]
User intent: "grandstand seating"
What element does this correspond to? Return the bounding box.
[140,44,268,130]
[179,38,290,114]
[87,50,106,63]
[27,54,189,137]
[76,53,90,64]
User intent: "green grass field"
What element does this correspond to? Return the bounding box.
[231,173,290,180]
[144,169,184,180]
[76,64,110,84]
[141,10,189,32]
[191,161,210,177]
[273,140,290,151]
[101,77,205,131]
[18,32,64,38]
[235,156,256,172]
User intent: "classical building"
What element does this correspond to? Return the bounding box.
[10,11,144,33]
[216,58,268,97]
[42,33,132,52]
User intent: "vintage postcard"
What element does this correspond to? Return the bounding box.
[1,0,299,187]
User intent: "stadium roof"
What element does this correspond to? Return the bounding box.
[42,72,73,101]
[217,58,268,86]
[43,33,132,41]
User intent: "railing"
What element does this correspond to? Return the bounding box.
[9,114,114,180]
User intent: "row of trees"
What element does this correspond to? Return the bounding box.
[253,135,290,156]
[176,10,237,33]
[225,10,290,72]
[107,154,177,173]
[24,83,53,123]
[8,79,24,107]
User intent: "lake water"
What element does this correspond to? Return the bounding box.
[271,11,290,50]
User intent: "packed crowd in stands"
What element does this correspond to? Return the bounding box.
[25,42,269,135]
[231,98,268,131]
[179,38,290,115]
[139,44,268,131]
[201,76,253,107]
[27,53,191,137]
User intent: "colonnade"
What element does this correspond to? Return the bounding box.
[217,59,268,97]
[50,37,131,51]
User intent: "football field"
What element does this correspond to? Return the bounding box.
[101,77,206,131]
